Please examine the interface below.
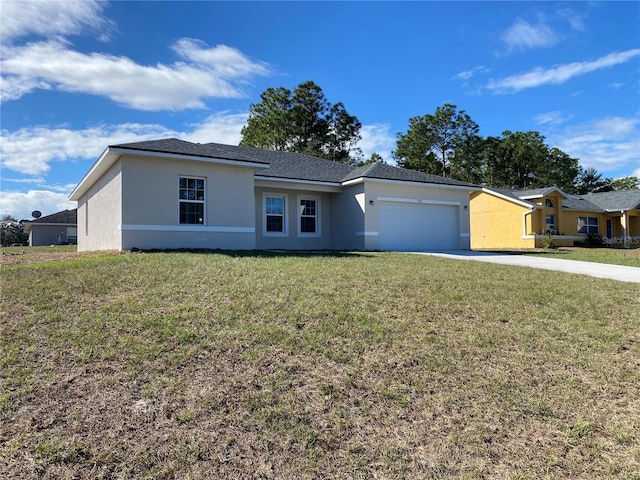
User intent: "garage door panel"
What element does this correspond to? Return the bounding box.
[378,202,458,251]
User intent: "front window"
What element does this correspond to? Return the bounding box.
[578,216,599,235]
[545,198,554,208]
[264,194,288,235]
[179,177,205,224]
[298,196,320,237]
[545,214,556,234]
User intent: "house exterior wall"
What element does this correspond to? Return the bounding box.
[558,211,604,237]
[470,191,535,249]
[118,155,256,251]
[329,183,366,250]
[29,225,76,246]
[364,181,472,250]
[254,186,334,250]
[77,162,123,252]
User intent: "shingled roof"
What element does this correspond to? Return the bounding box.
[112,138,476,188]
[484,186,640,213]
[580,190,640,211]
[28,209,77,224]
[112,138,271,166]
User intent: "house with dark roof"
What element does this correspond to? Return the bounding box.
[69,138,479,252]
[470,186,640,249]
[24,209,78,246]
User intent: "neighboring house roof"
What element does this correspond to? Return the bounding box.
[561,196,603,212]
[28,209,77,224]
[24,209,77,234]
[580,189,640,212]
[483,187,539,208]
[482,186,640,213]
[511,186,567,199]
[71,138,478,201]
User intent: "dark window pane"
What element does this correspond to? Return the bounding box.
[266,215,283,232]
[180,202,203,224]
[301,216,316,233]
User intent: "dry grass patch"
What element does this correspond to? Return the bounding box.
[1,251,639,479]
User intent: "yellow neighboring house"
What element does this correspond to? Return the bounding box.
[470,187,640,249]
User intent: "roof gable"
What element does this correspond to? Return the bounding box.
[29,209,77,224]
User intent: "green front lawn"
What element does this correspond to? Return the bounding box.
[524,246,640,267]
[2,251,639,479]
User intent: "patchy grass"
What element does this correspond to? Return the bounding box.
[523,247,640,267]
[1,250,639,479]
[1,245,114,266]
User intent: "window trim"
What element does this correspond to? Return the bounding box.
[297,195,321,238]
[577,216,599,235]
[263,192,288,237]
[179,176,206,225]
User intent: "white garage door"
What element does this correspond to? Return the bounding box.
[378,201,459,251]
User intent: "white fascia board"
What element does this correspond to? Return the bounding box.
[69,147,114,201]
[482,187,536,209]
[254,176,342,192]
[518,194,543,200]
[520,187,568,200]
[343,177,481,191]
[108,147,269,169]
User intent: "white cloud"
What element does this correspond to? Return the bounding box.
[533,111,571,127]
[1,123,177,175]
[1,39,270,110]
[357,124,396,164]
[0,0,112,43]
[550,116,640,175]
[487,49,640,93]
[452,66,489,82]
[556,8,587,32]
[632,167,640,178]
[183,113,248,145]
[501,18,559,52]
[0,189,76,220]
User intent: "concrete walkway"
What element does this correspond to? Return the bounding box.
[412,251,640,283]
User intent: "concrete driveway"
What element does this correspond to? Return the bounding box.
[412,251,640,283]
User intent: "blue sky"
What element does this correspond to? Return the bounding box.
[1,0,639,219]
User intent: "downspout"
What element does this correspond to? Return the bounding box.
[622,210,628,249]
[523,206,536,240]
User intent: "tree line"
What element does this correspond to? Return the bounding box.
[238,81,638,193]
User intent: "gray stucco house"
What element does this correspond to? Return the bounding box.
[25,209,78,246]
[69,138,479,252]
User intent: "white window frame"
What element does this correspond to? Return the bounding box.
[263,192,288,237]
[179,176,206,225]
[297,195,321,237]
[577,216,599,235]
